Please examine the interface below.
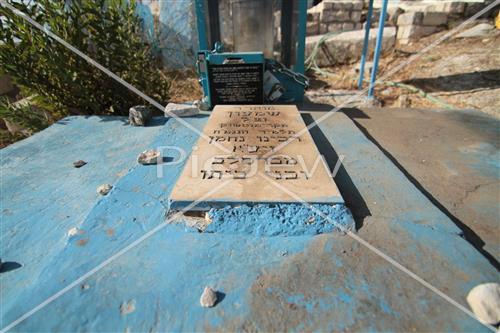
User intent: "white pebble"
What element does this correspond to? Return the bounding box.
[466,283,500,325]
[67,227,79,237]
[120,299,136,315]
[137,150,160,165]
[200,286,218,308]
[165,103,199,118]
[97,184,112,196]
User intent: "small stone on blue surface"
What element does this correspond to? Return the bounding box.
[467,283,500,325]
[129,105,152,126]
[73,160,87,168]
[97,184,112,196]
[137,149,160,165]
[200,286,218,308]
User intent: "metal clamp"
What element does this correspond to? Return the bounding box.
[266,59,310,89]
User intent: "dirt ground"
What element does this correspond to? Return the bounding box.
[167,69,203,103]
[306,20,500,117]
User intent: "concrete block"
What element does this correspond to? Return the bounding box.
[323,10,350,22]
[352,0,363,11]
[431,1,466,14]
[319,23,328,34]
[422,12,448,26]
[332,2,352,11]
[397,25,439,40]
[336,10,351,21]
[322,1,334,10]
[307,21,320,36]
[350,10,362,22]
[320,10,330,23]
[328,23,343,32]
[342,22,354,31]
[397,12,423,26]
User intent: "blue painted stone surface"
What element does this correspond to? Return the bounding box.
[136,0,198,69]
[1,116,167,324]
[1,112,497,332]
[205,203,354,236]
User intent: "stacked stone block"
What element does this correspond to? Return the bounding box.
[304,0,496,66]
[307,0,364,36]
[396,11,448,44]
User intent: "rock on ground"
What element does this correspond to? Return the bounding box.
[305,27,396,67]
[455,23,495,38]
[119,299,136,315]
[137,150,160,165]
[129,105,152,126]
[73,160,87,168]
[165,103,199,118]
[466,283,500,325]
[97,184,112,196]
[200,286,218,307]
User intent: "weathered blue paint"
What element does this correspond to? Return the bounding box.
[136,0,198,69]
[1,111,497,332]
[1,116,167,325]
[204,203,354,236]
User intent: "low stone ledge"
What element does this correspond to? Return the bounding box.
[306,27,396,67]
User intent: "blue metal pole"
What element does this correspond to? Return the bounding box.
[294,0,308,75]
[195,0,208,50]
[368,0,388,98]
[358,0,374,89]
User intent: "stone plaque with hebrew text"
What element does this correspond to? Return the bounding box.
[170,105,343,209]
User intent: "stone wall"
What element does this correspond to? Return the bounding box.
[395,0,496,44]
[307,0,364,36]
[396,11,448,44]
[306,0,497,44]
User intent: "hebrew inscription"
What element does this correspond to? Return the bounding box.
[170,105,343,208]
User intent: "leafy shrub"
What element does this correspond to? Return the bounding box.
[0,96,50,135]
[0,0,171,116]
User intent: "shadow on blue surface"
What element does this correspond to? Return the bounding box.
[0,262,22,274]
[214,291,226,307]
[302,112,371,230]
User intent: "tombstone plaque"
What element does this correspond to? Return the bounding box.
[170,105,343,209]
